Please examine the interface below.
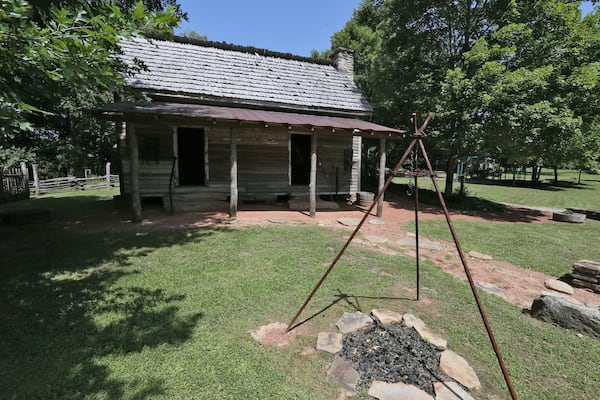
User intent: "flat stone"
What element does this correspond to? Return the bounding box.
[544,279,574,295]
[365,236,388,244]
[439,350,481,390]
[402,313,426,330]
[406,232,416,237]
[468,251,493,260]
[573,259,600,276]
[368,380,434,400]
[371,309,403,325]
[336,312,373,334]
[327,355,359,392]
[267,217,287,224]
[317,332,343,354]
[397,238,441,250]
[414,325,447,349]
[434,382,475,400]
[368,219,386,225]
[531,294,600,338]
[337,217,361,227]
[476,281,506,299]
[539,291,583,305]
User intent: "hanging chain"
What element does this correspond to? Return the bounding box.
[406,150,415,196]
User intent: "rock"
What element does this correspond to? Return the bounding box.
[468,250,493,260]
[368,219,386,225]
[368,380,434,400]
[413,325,447,349]
[317,332,343,354]
[530,294,600,338]
[552,211,586,223]
[337,217,361,227]
[402,313,426,330]
[439,350,481,390]
[266,217,287,224]
[544,279,574,295]
[397,238,441,250]
[365,236,388,244]
[573,260,600,276]
[327,355,359,392]
[336,312,373,334]
[476,281,506,299]
[539,291,582,305]
[433,382,475,400]
[371,309,403,325]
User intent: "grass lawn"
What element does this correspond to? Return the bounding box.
[393,168,600,210]
[1,191,599,399]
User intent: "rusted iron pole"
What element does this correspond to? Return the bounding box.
[414,158,420,301]
[417,139,518,400]
[286,137,419,332]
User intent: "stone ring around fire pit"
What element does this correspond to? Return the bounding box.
[318,310,481,400]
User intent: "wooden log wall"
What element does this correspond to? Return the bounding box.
[123,122,356,197]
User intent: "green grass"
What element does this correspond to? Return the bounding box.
[1,192,599,399]
[393,168,600,210]
[407,218,600,277]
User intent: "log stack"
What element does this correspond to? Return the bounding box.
[571,260,600,294]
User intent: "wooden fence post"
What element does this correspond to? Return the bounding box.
[20,162,30,199]
[105,162,111,189]
[32,164,40,195]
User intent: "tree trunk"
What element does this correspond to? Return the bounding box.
[444,157,455,198]
[553,166,558,184]
[578,169,582,184]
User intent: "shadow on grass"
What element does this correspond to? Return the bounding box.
[289,289,414,331]
[382,184,547,223]
[0,198,216,398]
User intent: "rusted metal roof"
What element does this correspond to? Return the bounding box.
[94,102,406,136]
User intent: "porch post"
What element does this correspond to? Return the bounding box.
[309,133,317,218]
[230,127,238,218]
[127,123,142,222]
[377,137,386,217]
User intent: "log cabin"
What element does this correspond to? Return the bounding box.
[94,35,405,221]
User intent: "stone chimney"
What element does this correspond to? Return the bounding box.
[332,48,355,80]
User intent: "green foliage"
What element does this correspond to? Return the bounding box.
[0,0,180,171]
[330,0,600,191]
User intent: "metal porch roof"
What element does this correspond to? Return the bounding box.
[94,102,406,137]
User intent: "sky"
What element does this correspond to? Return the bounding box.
[175,1,597,57]
[174,0,362,56]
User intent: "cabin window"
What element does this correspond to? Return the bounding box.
[140,137,160,164]
[177,127,206,185]
[290,134,311,185]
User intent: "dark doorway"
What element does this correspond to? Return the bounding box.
[177,128,205,185]
[291,134,311,185]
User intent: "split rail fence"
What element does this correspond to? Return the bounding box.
[1,162,119,203]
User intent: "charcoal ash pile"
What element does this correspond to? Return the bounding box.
[341,322,447,395]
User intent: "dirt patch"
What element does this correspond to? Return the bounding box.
[250,322,297,347]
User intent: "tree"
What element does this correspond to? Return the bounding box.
[0,0,180,171]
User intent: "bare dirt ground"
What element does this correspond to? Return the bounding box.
[91,196,599,309]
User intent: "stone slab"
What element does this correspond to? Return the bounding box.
[368,219,386,225]
[371,309,403,325]
[337,217,361,227]
[476,281,506,299]
[434,382,475,400]
[336,311,373,334]
[317,332,343,354]
[571,279,600,293]
[327,355,359,392]
[573,259,600,276]
[397,238,441,250]
[267,217,288,224]
[402,313,426,330]
[414,325,447,349]
[439,350,481,390]
[368,380,434,400]
[544,279,574,295]
[468,251,493,260]
[365,236,389,244]
[570,273,599,284]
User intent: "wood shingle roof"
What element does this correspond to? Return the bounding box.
[119,37,373,117]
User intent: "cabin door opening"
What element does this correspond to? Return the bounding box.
[290,134,311,185]
[177,127,205,185]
